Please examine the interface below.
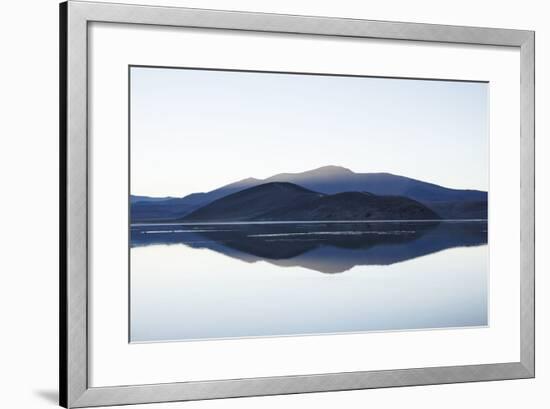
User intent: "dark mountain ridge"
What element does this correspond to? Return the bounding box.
[183,182,323,222]
[182,182,439,222]
[130,178,261,222]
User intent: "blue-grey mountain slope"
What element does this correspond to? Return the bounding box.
[182,182,439,222]
[130,177,259,222]
[263,166,486,203]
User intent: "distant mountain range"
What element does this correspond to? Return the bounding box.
[131,166,487,223]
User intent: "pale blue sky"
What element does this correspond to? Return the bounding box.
[130,66,488,197]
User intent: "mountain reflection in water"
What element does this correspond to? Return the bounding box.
[130,220,487,274]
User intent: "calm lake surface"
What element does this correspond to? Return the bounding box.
[130,220,488,342]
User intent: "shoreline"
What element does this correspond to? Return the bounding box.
[131,219,488,227]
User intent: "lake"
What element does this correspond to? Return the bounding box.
[130,220,488,342]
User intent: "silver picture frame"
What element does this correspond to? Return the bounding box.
[60,1,535,407]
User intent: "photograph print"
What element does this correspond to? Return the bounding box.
[129,66,489,343]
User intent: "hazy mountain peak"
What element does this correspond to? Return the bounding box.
[306,165,354,175]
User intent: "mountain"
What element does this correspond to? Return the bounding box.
[182,182,439,222]
[426,200,488,219]
[131,166,487,222]
[178,177,260,206]
[262,166,487,203]
[264,191,440,221]
[130,178,260,222]
[131,197,200,222]
[182,182,323,222]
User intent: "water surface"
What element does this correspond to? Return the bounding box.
[130,220,488,342]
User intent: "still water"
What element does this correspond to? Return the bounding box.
[130,221,488,342]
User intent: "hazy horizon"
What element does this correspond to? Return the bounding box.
[130,67,489,197]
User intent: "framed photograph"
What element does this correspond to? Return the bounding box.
[60,1,534,407]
